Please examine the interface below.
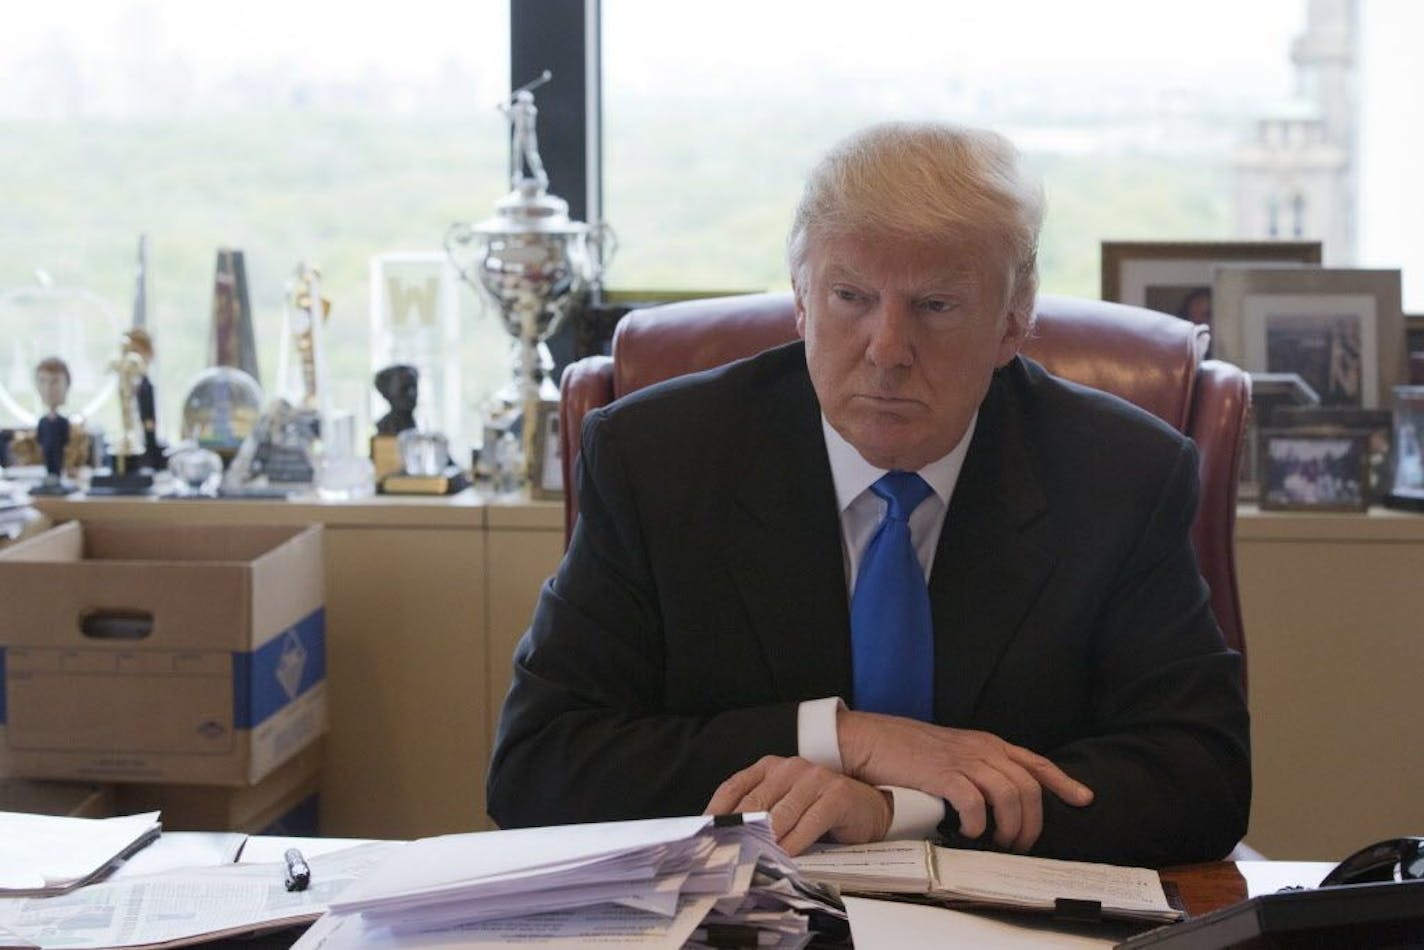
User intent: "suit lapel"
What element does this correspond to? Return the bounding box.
[724,351,852,703]
[929,361,1058,725]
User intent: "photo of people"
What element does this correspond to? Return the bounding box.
[1264,313,1363,406]
[1144,284,1212,326]
[1390,388,1424,497]
[1260,431,1368,510]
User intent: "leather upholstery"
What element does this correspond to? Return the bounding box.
[559,291,1250,685]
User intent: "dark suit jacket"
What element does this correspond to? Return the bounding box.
[488,342,1250,867]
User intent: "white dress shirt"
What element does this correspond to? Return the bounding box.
[796,412,978,839]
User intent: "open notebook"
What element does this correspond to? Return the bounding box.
[797,839,1183,925]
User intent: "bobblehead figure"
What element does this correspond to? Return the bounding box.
[32,356,74,494]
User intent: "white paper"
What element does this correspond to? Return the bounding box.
[0,842,399,949]
[0,811,161,893]
[111,832,247,880]
[295,895,717,949]
[796,840,931,890]
[1237,860,1336,897]
[331,815,724,915]
[845,895,1117,950]
[238,836,382,865]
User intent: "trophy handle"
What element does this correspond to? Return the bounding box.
[586,221,618,288]
[443,221,486,289]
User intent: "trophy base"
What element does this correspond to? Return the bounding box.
[28,478,76,496]
[381,467,471,496]
[89,470,155,496]
[370,434,403,482]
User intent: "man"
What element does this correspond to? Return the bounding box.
[488,122,1250,868]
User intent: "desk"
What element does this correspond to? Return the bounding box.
[24,495,1423,858]
[1236,506,1424,859]
[216,860,1338,948]
[1162,860,1333,916]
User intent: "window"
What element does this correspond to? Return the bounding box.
[601,0,1306,296]
[0,1,511,443]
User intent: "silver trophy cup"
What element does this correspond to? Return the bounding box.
[445,74,612,491]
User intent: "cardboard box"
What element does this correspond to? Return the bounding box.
[115,739,322,834]
[0,777,113,817]
[0,520,326,785]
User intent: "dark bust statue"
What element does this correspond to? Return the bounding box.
[374,364,419,436]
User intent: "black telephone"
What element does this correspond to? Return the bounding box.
[1320,836,1424,887]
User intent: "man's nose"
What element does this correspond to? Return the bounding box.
[864,299,914,368]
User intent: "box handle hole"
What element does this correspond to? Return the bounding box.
[80,608,153,640]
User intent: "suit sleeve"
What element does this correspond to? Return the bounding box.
[938,439,1251,867]
[486,408,801,828]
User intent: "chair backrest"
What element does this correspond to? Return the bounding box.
[559,292,1250,684]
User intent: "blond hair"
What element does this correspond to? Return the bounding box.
[787,121,1044,322]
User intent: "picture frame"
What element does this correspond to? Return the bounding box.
[1240,372,1321,501]
[1272,406,1393,502]
[1258,428,1370,512]
[1406,314,1424,385]
[1213,267,1405,410]
[525,398,563,501]
[1099,241,1322,329]
[1385,385,1424,511]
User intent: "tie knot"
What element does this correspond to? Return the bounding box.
[871,471,933,522]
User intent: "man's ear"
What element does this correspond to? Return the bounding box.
[995,306,1029,367]
[793,284,808,339]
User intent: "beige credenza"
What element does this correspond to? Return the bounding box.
[29,496,1424,857]
[1236,505,1424,860]
[32,492,565,840]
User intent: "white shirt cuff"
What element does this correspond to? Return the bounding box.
[881,786,946,840]
[796,697,845,772]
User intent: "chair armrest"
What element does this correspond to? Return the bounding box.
[559,355,615,547]
[1187,358,1252,690]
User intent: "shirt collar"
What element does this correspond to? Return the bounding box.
[822,411,979,513]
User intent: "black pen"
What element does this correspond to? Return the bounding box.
[283,848,311,892]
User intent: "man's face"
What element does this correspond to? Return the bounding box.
[795,232,1025,471]
[35,368,69,412]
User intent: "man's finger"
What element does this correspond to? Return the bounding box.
[963,763,1024,849]
[704,759,770,815]
[1010,748,1094,806]
[777,787,842,857]
[938,772,989,839]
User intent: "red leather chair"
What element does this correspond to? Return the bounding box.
[558,292,1251,687]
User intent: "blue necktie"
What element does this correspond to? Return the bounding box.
[851,471,935,720]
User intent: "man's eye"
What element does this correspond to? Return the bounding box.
[921,298,956,313]
[832,288,861,303]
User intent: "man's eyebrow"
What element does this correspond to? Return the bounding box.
[823,263,868,282]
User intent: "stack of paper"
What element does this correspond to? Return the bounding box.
[293,814,842,949]
[796,840,1182,925]
[0,811,161,896]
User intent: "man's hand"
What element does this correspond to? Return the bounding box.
[704,755,892,856]
[838,709,1094,852]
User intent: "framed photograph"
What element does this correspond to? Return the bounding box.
[1099,241,1322,328]
[1273,406,1393,502]
[1406,314,1424,385]
[1258,429,1370,512]
[1385,385,1424,510]
[1213,267,1405,410]
[1240,372,1321,501]
[525,399,563,501]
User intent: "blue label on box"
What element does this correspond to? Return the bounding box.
[232,608,326,730]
